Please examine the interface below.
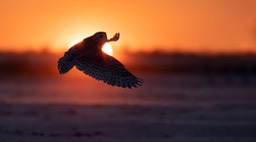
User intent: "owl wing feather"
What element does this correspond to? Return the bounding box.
[75,52,142,88]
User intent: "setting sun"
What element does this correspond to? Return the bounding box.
[68,39,113,56]
[102,43,113,56]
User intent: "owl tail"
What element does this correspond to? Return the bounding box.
[57,54,74,74]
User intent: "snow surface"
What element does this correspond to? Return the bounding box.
[0,74,256,142]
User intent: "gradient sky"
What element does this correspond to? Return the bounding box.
[1,0,256,53]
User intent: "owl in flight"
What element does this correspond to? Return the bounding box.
[58,32,142,88]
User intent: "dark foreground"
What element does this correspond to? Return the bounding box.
[0,103,256,142]
[0,74,256,142]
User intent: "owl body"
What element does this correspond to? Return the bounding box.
[58,32,142,88]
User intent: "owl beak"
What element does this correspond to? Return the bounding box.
[107,33,120,42]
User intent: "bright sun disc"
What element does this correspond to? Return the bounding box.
[102,43,113,56]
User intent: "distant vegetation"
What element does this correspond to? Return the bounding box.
[0,51,59,76]
[125,51,256,75]
[1,50,256,77]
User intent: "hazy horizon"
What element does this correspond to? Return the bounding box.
[1,44,256,55]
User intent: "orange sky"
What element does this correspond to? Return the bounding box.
[1,0,256,53]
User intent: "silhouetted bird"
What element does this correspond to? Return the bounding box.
[58,32,142,88]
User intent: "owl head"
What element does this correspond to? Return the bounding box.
[90,32,120,46]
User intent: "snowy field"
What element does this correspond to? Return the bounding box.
[0,74,256,142]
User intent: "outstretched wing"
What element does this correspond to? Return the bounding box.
[75,52,142,88]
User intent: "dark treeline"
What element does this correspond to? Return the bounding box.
[126,51,256,75]
[0,51,59,76]
[1,51,256,76]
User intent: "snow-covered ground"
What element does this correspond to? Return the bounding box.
[0,74,256,142]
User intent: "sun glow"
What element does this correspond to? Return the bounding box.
[69,38,83,48]
[68,39,113,56]
[102,43,113,56]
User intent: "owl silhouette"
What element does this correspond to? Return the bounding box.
[57,32,142,88]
